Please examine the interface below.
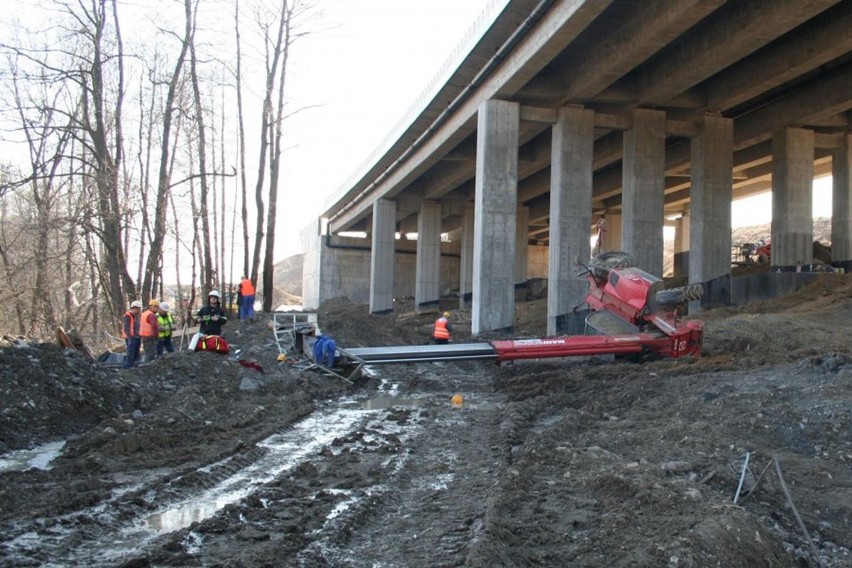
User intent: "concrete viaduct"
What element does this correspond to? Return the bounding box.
[300,0,852,336]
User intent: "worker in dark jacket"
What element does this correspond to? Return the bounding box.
[196,290,228,336]
[433,311,453,344]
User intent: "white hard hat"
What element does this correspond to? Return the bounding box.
[208,290,221,299]
[130,300,143,309]
[159,302,170,312]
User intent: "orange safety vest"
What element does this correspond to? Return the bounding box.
[433,317,450,340]
[240,278,255,296]
[140,309,159,337]
[121,310,138,339]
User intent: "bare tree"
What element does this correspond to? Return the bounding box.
[0,0,317,341]
[250,0,313,311]
[81,0,136,316]
[234,0,250,280]
[185,0,216,293]
[140,0,192,302]
[261,1,296,312]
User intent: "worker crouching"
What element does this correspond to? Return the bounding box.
[433,311,453,344]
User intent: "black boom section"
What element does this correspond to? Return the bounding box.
[343,343,497,364]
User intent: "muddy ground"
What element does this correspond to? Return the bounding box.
[0,276,850,567]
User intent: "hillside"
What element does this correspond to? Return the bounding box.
[269,253,303,306]
[732,216,831,247]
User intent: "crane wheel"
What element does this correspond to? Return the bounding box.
[587,251,634,278]
[656,283,704,307]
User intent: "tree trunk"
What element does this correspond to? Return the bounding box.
[188,0,214,291]
[234,0,250,279]
[263,2,294,312]
[141,0,191,301]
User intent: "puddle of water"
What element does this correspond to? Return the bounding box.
[143,405,374,533]
[2,390,429,566]
[351,394,424,410]
[0,441,65,472]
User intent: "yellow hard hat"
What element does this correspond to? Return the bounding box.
[148,299,160,307]
[443,311,451,318]
[277,353,288,362]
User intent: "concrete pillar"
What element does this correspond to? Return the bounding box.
[832,134,852,264]
[622,108,666,276]
[673,211,691,279]
[369,199,396,314]
[459,202,475,308]
[472,99,519,335]
[600,212,622,252]
[690,115,733,296]
[515,206,530,300]
[771,127,814,267]
[299,218,323,310]
[415,200,442,313]
[548,106,594,336]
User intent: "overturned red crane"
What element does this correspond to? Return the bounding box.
[296,252,703,372]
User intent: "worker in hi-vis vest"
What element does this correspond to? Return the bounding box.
[432,312,453,344]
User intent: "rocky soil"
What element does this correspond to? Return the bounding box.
[0,275,850,567]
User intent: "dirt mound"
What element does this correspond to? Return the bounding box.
[0,340,139,451]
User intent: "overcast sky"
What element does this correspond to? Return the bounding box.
[278,0,498,258]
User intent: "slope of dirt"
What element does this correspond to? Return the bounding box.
[0,276,850,567]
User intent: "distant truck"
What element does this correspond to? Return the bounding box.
[733,239,834,267]
[733,239,770,265]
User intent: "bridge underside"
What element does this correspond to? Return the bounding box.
[305,0,852,335]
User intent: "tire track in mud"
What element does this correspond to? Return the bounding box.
[0,398,391,566]
[125,361,512,567]
[295,362,509,567]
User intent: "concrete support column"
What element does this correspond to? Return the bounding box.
[472,99,519,335]
[832,134,852,264]
[673,211,691,279]
[515,206,530,300]
[622,108,666,276]
[415,200,442,313]
[690,115,733,301]
[299,218,323,310]
[459,202,475,308]
[600,212,622,252]
[771,127,814,267]
[369,199,396,314]
[548,106,594,336]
